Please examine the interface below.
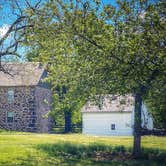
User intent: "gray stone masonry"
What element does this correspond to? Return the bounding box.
[0,86,52,132]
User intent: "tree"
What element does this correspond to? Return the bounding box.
[53,85,82,133]
[146,82,166,129]
[24,0,166,157]
[0,0,42,73]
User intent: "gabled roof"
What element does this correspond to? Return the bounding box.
[0,62,46,87]
[82,94,134,113]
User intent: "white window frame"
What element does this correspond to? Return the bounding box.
[7,89,14,103]
[7,111,14,123]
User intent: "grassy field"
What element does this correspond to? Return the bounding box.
[0,131,166,166]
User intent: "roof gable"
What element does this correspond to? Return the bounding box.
[0,62,46,87]
[82,95,134,113]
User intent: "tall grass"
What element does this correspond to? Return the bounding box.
[37,141,166,162]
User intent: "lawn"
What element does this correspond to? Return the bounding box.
[0,131,166,166]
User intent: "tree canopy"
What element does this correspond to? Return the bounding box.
[24,0,166,157]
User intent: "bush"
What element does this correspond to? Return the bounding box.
[112,146,126,154]
[141,148,166,162]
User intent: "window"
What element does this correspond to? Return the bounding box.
[7,112,14,123]
[7,89,14,103]
[111,124,115,130]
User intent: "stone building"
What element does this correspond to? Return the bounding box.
[0,62,52,132]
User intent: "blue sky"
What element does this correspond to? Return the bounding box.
[0,0,117,25]
[0,0,40,26]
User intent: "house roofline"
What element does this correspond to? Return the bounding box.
[0,85,36,88]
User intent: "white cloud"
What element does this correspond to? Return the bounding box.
[0,24,10,38]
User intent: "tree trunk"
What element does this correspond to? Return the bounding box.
[133,93,142,158]
[64,110,72,133]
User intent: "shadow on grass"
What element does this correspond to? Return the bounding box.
[35,142,166,166]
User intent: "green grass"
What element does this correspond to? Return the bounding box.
[0,131,166,166]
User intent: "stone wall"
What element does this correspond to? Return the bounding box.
[0,86,37,132]
[0,86,52,132]
[35,86,52,133]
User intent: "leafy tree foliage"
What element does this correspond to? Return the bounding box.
[24,0,166,157]
[146,83,166,129]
